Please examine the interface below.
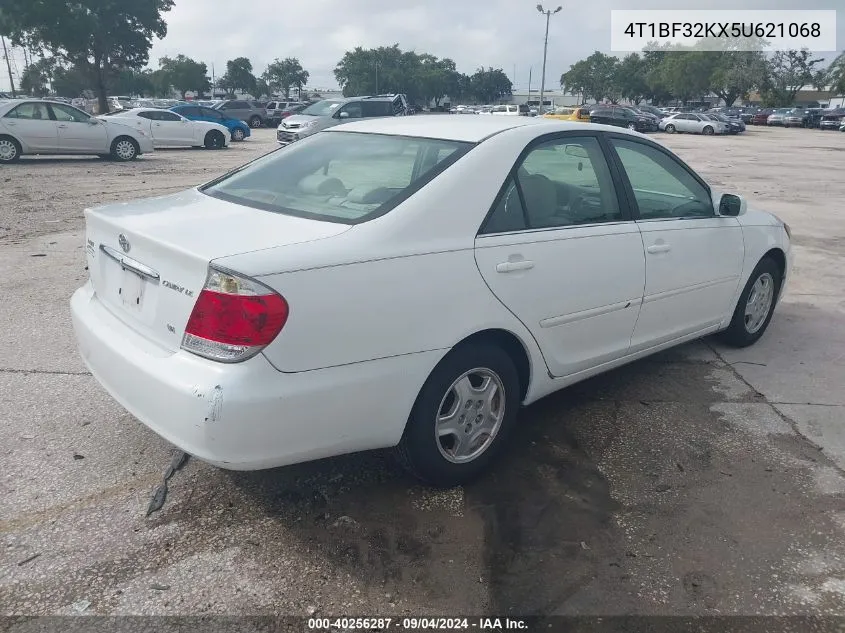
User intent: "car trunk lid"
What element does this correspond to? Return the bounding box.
[84,188,351,352]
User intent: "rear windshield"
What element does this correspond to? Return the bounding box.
[201,131,473,223]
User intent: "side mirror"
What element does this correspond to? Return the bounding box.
[338,111,350,119]
[88,119,100,125]
[717,193,745,217]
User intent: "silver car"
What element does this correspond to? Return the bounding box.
[659,113,728,135]
[277,95,407,145]
[213,99,265,129]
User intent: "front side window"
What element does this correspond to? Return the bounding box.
[610,138,712,220]
[339,102,363,118]
[482,136,622,233]
[202,131,471,223]
[137,111,157,120]
[6,102,51,120]
[50,104,91,122]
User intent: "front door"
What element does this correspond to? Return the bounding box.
[607,136,744,351]
[2,102,58,152]
[150,111,196,146]
[474,134,645,378]
[50,103,108,153]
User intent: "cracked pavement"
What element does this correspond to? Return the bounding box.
[1,127,844,617]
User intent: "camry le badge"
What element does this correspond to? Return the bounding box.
[118,234,130,253]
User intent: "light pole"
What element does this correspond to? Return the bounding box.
[536,4,561,114]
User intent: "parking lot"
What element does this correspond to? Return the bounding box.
[1,125,844,617]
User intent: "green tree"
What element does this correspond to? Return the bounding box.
[220,57,256,95]
[50,63,90,97]
[1,0,173,113]
[19,57,54,96]
[417,55,459,107]
[760,49,826,106]
[561,52,619,103]
[615,53,648,105]
[158,54,210,99]
[468,67,512,103]
[263,57,309,99]
[824,51,845,95]
[658,50,718,104]
[112,68,156,97]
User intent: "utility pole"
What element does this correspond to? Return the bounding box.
[1,36,15,97]
[536,4,562,115]
[528,67,532,105]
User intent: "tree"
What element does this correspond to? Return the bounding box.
[468,67,512,103]
[19,57,54,97]
[561,52,619,103]
[50,63,89,97]
[615,53,648,105]
[658,50,718,104]
[158,54,210,99]
[112,68,156,97]
[1,0,173,113]
[263,57,309,99]
[760,49,825,106]
[220,57,256,96]
[708,51,767,106]
[825,51,845,95]
[417,55,460,106]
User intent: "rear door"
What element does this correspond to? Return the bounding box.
[1,102,58,152]
[606,135,744,351]
[474,132,645,378]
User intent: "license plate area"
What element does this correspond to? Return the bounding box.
[119,267,145,312]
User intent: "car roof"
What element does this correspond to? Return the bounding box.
[325,115,638,143]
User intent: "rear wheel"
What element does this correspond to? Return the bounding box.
[719,257,781,348]
[0,135,21,163]
[665,124,676,133]
[204,130,225,149]
[248,116,262,129]
[702,125,715,135]
[626,122,637,130]
[110,136,139,161]
[395,343,520,487]
[231,127,246,141]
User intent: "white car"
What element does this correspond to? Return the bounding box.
[660,113,728,135]
[101,108,230,150]
[0,100,153,163]
[70,116,792,486]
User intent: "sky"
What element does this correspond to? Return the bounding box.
[1,0,843,93]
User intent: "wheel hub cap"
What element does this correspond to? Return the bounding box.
[744,272,774,334]
[435,368,506,464]
[0,140,16,159]
[116,141,134,159]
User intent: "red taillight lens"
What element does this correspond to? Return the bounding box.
[182,269,288,362]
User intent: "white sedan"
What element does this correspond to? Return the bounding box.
[70,117,792,486]
[101,108,231,150]
[659,113,729,135]
[0,100,153,163]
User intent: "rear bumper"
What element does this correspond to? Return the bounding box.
[70,283,440,470]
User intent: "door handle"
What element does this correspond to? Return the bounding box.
[57,124,68,129]
[496,260,534,273]
[647,244,672,254]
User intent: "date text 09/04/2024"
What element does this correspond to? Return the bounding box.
[307,617,529,630]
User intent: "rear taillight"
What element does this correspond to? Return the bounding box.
[182,268,289,362]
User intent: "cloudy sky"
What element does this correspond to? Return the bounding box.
[1,0,843,92]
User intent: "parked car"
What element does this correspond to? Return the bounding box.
[635,104,666,119]
[265,101,307,126]
[543,106,591,122]
[70,116,792,486]
[277,94,408,145]
[660,113,728,135]
[782,109,810,128]
[739,108,758,124]
[750,109,773,125]
[170,105,251,141]
[708,113,745,134]
[629,107,662,125]
[589,106,658,132]
[212,99,265,128]
[819,109,845,130]
[0,99,153,163]
[766,108,792,126]
[490,104,524,116]
[100,108,230,149]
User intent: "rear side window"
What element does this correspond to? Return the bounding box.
[361,101,393,117]
[6,103,51,120]
[137,111,157,120]
[202,131,472,223]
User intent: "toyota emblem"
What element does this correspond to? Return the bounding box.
[118,234,131,253]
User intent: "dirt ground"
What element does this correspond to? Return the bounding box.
[1,125,844,621]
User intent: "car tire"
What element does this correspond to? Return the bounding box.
[110,136,139,161]
[248,116,262,129]
[719,257,782,348]
[665,124,676,133]
[231,127,246,141]
[395,342,521,487]
[626,122,637,130]
[204,130,225,149]
[703,125,715,135]
[0,135,21,163]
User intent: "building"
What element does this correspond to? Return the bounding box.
[506,88,586,108]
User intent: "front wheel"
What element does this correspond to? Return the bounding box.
[395,343,521,487]
[719,257,781,348]
[626,122,637,130]
[664,124,676,133]
[231,127,246,141]
[0,135,21,163]
[204,130,225,149]
[110,136,139,161]
[248,116,262,129]
[702,125,715,135]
